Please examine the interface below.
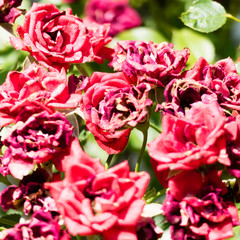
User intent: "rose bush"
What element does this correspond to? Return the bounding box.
[0,0,240,239]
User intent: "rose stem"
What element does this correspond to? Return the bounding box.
[149,122,162,133]
[105,154,114,170]
[75,63,90,77]
[135,127,148,172]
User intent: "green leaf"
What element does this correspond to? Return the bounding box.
[154,214,170,231]
[172,28,215,66]
[144,187,158,202]
[66,112,79,138]
[79,129,91,142]
[0,213,21,227]
[0,226,6,231]
[180,0,227,33]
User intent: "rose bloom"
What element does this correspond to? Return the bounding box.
[0,63,81,127]
[45,143,150,240]
[81,71,152,154]
[148,101,230,173]
[84,0,141,37]
[0,168,57,215]
[1,210,70,240]
[10,3,94,71]
[82,17,113,63]
[182,57,240,113]
[160,78,214,117]
[0,111,74,179]
[0,0,22,24]
[162,170,240,240]
[109,41,190,87]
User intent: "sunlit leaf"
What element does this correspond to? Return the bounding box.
[181,0,227,33]
[0,213,21,227]
[172,28,215,66]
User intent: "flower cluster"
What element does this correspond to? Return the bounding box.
[0,1,240,240]
[1,210,70,239]
[147,57,240,239]
[45,144,150,239]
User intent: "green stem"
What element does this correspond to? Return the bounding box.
[135,128,148,172]
[0,218,17,227]
[87,236,94,240]
[226,13,240,23]
[146,188,167,204]
[75,63,90,77]
[105,154,114,170]
[149,122,162,133]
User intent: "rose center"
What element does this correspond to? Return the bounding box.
[115,96,136,118]
[83,176,114,211]
[46,31,58,42]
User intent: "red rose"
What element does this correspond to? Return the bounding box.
[45,144,150,239]
[109,41,190,87]
[10,3,93,71]
[81,71,152,154]
[0,111,74,179]
[84,0,142,37]
[0,63,81,127]
[162,170,240,240]
[148,101,230,172]
[182,57,240,112]
[82,17,112,63]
